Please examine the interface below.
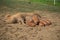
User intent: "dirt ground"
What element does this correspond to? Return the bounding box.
[0,10,60,40]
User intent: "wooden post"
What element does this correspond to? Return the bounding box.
[54,0,55,6]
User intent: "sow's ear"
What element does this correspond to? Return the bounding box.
[5,14,11,18]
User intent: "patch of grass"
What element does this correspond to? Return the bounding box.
[0,1,60,13]
[31,0,60,6]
